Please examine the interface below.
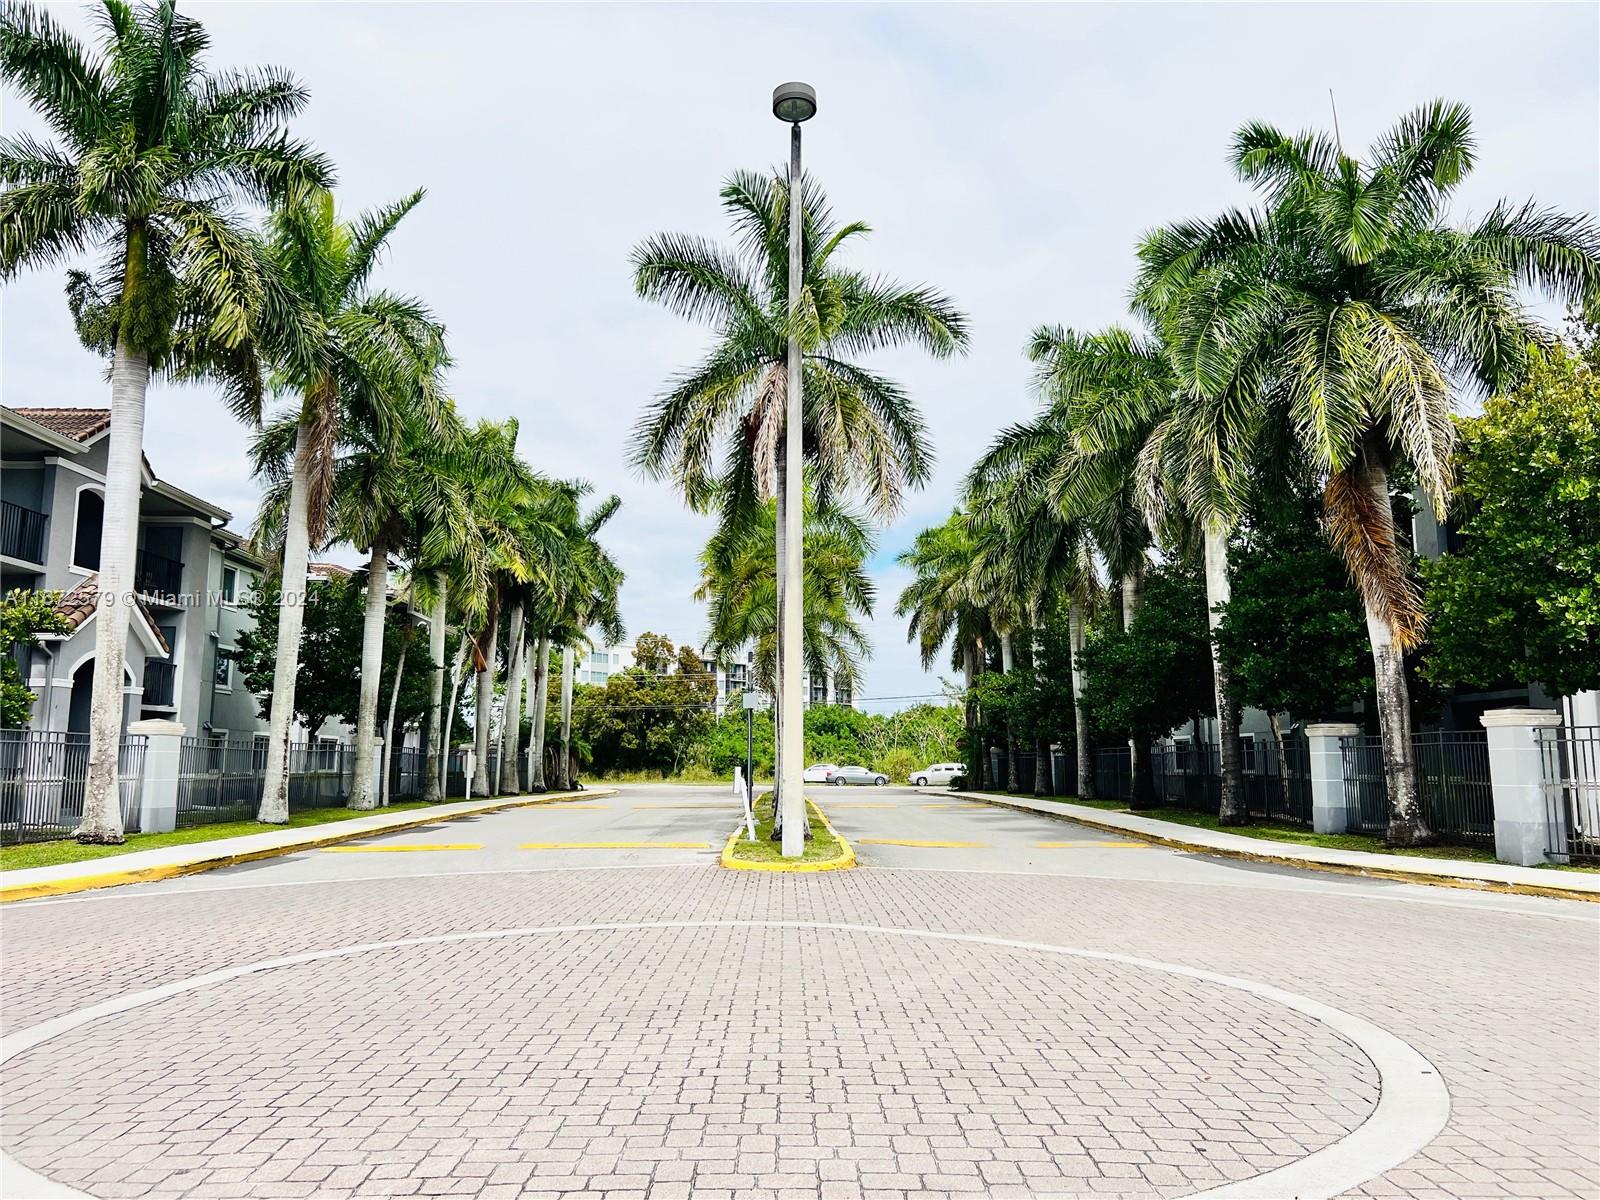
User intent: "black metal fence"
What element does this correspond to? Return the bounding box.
[1538,726,1600,865]
[1093,747,1131,804]
[0,729,147,843]
[176,738,356,827]
[1341,730,1494,847]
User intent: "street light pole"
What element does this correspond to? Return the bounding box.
[772,82,815,857]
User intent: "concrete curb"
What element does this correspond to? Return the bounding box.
[933,789,1600,904]
[0,790,616,903]
[720,799,856,873]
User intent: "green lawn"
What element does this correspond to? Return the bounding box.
[724,797,849,866]
[969,791,1510,862]
[0,800,449,872]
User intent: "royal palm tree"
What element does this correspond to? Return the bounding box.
[895,512,992,785]
[250,187,446,821]
[1015,324,1249,821]
[0,0,332,841]
[1135,101,1600,843]
[964,438,1103,799]
[698,485,875,697]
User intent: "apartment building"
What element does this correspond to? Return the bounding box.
[2,406,271,743]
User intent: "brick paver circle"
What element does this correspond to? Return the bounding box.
[3,921,1391,1199]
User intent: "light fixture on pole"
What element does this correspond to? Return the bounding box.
[773,81,814,857]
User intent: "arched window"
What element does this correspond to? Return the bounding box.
[72,489,104,571]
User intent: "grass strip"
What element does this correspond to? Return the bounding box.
[0,801,449,872]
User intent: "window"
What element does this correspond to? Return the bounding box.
[205,732,228,773]
[214,649,233,690]
[221,567,237,603]
[1241,735,1259,773]
[72,489,103,571]
[316,737,339,771]
[252,734,270,770]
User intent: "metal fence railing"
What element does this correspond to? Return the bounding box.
[1341,730,1494,847]
[176,736,264,827]
[1538,726,1600,865]
[1152,740,1221,814]
[0,729,148,843]
[1093,747,1131,804]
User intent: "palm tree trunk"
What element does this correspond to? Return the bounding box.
[1352,453,1432,846]
[1000,631,1014,673]
[961,644,978,785]
[441,629,470,794]
[380,630,408,806]
[558,645,575,788]
[1205,520,1246,825]
[1034,735,1050,797]
[422,581,448,804]
[1122,563,1155,810]
[471,607,498,796]
[529,635,550,791]
[498,601,526,794]
[1069,597,1094,799]
[77,338,148,844]
[259,421,315,824]
[348,537,388,810]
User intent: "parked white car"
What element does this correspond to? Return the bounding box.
[911,762,965,787]
[802,763,839,783]
[830,765,889,787]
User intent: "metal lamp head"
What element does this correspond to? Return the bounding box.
[772,81,817,124]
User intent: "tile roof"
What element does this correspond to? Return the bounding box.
[11,407,112,442]
[308,561,354,580]
[52,576,171,657]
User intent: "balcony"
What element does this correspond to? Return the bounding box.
[134,548,184,600]
[142,659,176,707]
[1,501,47,565]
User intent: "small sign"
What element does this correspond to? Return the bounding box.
[742,692,770,711]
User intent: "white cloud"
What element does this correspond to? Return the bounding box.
[4,2,1595,708]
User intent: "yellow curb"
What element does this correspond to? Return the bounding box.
[939,790,1600,904]
[720,799,856,873]
[0,789,616,904]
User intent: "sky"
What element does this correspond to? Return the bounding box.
[4,2,1597,712]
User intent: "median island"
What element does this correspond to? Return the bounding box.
[721,796,855,871]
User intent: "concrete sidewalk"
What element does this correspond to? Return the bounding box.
[937,788,1600,902]
[0,790,613,902]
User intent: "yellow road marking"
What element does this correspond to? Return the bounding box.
[829,803,897,809]
[1034,840,1150,849]
[918,802,988,809]
[857,838,986,848]
[519,841,710,850]
[322,843,483,853]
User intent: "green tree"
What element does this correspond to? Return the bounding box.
[1079,563,1215,808]
[572,636,714,776]
[1,589,72,727]
[1136,101,1600,843]
[1423,329,1600,697]
[234,575,364,742]
[1214,500,1373,760]
[0,0,333,841]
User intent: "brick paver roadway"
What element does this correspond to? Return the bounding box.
[2,784,1595,1200]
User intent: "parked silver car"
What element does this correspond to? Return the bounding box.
[830,764,889,787]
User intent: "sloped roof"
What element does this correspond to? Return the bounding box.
[11,407,111,442]
[52,575,172,657]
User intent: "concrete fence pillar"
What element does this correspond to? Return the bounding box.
[129,719,185,835]
[1481,708,1563,867]
[1307,723,1360,834]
